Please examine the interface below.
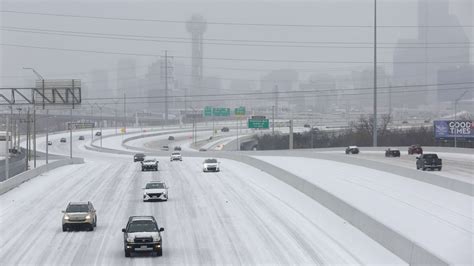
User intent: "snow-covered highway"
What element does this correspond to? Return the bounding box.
[0,129,405,265]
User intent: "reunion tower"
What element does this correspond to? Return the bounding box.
[186,14,207,98]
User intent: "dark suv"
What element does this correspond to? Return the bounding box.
[122,216,164,257]
[134,153,146,162]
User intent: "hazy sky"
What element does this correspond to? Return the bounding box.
[0,0,472,88]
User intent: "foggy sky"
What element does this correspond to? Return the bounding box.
[0,0,472,89]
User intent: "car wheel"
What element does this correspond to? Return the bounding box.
[124,250,131,257]
[89,224,94,231]
[62,225,68,232]
[438,167,442,171]
[94,217,97,227]
[156,248,163,257]
[422,167,426,171]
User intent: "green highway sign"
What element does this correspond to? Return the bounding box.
[213,107,231,116]
[234,106,246,116]
[204,106,213,117]
[248,119,269,129]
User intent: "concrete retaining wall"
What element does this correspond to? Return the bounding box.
[0,157,84,195]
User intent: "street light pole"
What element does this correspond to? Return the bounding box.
[372,0,378,147]
[454,90,468,148]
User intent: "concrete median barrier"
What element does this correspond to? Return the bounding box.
[0,157,84,195]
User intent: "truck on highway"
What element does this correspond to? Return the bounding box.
[416,153,442,171]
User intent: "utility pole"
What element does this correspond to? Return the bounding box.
[272,105,275,135]
[454,90,468,148]
[164,50,169,123]
[289,119,294,150]
[236,117,239,151]
[33,107,36,168]
[274,85,279,122]
[373,0,378,147]
[69,109,73,159]
[123,93,127,134]
[100,106,103,148]
[90,104,94,141]
[45,109,49,164]
[26,107,30,169]
[5,117,9,179]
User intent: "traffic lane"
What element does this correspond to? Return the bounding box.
[348,152,473,184]
[0,156,380,265]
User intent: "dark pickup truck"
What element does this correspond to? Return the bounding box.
[416,153,442,171]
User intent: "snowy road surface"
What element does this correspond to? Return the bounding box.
[254,156,473,265]
[0,130,405,265]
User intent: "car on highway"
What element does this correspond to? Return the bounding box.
[416,153,442,171]
[170,152,182,161]
[134,153,146,162]
[62,201,97,231]
[199,148,207,152]
[174,146,182,151]
[78,135,85,140]
[303,124,311,128]
[95,131,102,136]
[141,159,158,171]
[47,140,52,145]
[345,146,359,154]
[168,136,175,140]
[161,145,169,151]
[60,138,67,143]
[408,144,423,155]
[143,181,168,202]
[122,216,164,257]
[385,148,401,157]
[203,158,220,172]
[221,127,229,132]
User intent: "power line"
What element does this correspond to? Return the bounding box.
[80,81,474,101]
[2,10,473,28]
[1,43,468,64]
[83,86,474,106]
[3,27,472,49]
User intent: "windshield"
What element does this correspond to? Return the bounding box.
[144,160,155,163]
[146,183,165,189]
[172,152,180,155]
[135,154,145,157]
[424,154,438,159]
[128,221,158,233]
[66,204,89,213]
[205,159,217,163]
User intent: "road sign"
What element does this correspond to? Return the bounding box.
[204,106,213,117]
[213,107,230,116]
[252,115,266,120]
[234,106,246,116]
[248,119,269,129]
[67,122,94,130]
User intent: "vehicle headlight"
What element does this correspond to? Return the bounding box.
[85,215,91,220]
[126,237,134,243]
[64,215,70,220]
[153,236,161,242]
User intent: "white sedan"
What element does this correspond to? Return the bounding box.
[203,158,220,172]
[143,181,168,202]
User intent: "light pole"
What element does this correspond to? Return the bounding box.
[23,67,44,167]
[372,0,378,147]
[454,90,468,148]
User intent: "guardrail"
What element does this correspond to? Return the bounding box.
[0,157,84,195]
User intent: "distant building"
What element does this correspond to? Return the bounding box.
[437,65,473,103]
[392,0,470,108]
[117,58,138,99]
[87,70,110,99]
[260,69,298,115]
[351,66,389,112]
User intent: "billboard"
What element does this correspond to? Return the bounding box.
[434,120,474,139]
